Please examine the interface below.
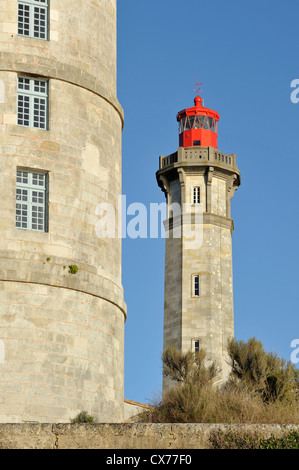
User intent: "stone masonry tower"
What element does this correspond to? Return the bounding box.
[156,94,240,391]
[0,0,126,422]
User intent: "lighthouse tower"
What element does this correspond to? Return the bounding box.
[156,93,241,390]
[0,1,126,422]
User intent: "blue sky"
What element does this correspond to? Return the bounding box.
[117,0,299,404]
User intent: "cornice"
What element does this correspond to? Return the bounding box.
[0,52,124,128]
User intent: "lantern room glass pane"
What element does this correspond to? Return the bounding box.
[193,116,200,129]
[203,117,209,129]
[179,117,186,134]
[179,115,218,134]
[188,116,195,129]
[198,116,205,128]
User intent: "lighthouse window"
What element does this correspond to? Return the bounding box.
[179,116,217,134]
[194,340,200,353]
[208,117,214,131]
[193,116,200,129]
[188,116,195,129]
[18,77,48,129]
[193,187,200,204]
[198,116,205,128]
[18,0,48,40]
[193,275,200,297]
[184,117,191,130]
[203,117,209,129]
[16,170,48,232]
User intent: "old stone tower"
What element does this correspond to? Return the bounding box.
[0,0,126,422]
[156,94,241,391]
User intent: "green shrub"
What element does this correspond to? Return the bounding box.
[260,430,299,449]
[68,264,79,275]
[71,411,95,423]
[139,339,299,425]
[162,346,219,387]
[227,337,299,403]
[210,429,299,449]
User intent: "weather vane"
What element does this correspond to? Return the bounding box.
[193,74,203,96]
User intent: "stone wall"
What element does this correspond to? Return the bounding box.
[0,423,298,449]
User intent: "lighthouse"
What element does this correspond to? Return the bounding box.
[156,92,241,391]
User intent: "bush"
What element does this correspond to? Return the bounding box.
[139,339,299,425]
[71,411,95,423]
[260,430,299,449]
[210,429,299,449]
[162,346,219,387]
[68,264,79,275]
[227,337,299,403]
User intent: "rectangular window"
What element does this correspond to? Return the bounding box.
[18,0,48,40]
[194,340,200,353]
[16,169,47,232]
[193,275,200,297]
[18,76,48,129]
[193,187,200,204]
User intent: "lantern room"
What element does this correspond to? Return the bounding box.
[177,95,220,149]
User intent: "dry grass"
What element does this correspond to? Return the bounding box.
[140,384,299,424]
[139,340,299,425]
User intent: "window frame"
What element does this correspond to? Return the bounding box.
[15,169,48,232]
[192,274,200,297]
[192,186,201,205]
[17,76,49,130]
[192,339,200,353]
[18,0,49,41]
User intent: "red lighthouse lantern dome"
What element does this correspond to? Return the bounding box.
[177,95,220,149]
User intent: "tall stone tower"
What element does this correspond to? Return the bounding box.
[0,0,126,422]
[156,94,240,391]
